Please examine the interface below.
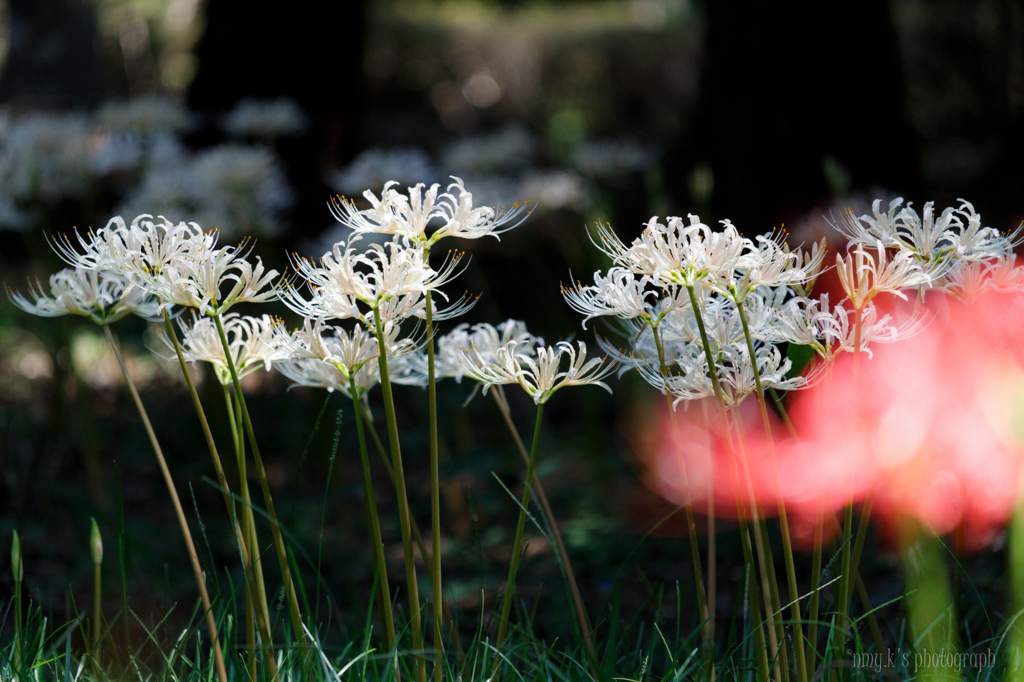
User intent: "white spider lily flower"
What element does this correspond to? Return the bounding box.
[428,177,530,243]
[789,238,829,298]
[753,294,840,356]
[561,267,655,328]
[948,199,1023,260]
[835,241,931,310]
[460,338,612,404]
[167,313,288,384]
[712,228,803,301]
[284,317,415,371]
[7,267,159,324]
[277,357,349,393]
[277,357,383,397]
[830,197,905,246]
[285,237,468,324]
[50,214,206,277]
[636,352,715,405]
[284,318,379,367]
[717,342,811,401]
[330,177,529,245]
[590,215,695,278]
[828,302,927,360]
[410,319,542,387]
[942,251,1024,301]
[154,238,280,316]
[943,259,996,303]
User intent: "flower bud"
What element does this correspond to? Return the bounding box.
[11,530,23,582]
[90,517,103,565]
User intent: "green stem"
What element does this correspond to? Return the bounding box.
[833,504,854,682]
[212,314,307,660]
[730,408,784,682]
[93,560,102,670]
[223,385,274,680]
[737,301,806,682]
[102,324,228,682]
[13,529,22,674]
[898,524,958,682]
[372,311,426,682]
[491,388,597,671]
[687,284,769,679]
[359,401,466,664]
[424,284,445,682]
[806,509,824,678]
[352,388,397,660]
[1010,501,1024,680]
[494,403,545,676]
[652,323,712,674]
[163,310,276,674]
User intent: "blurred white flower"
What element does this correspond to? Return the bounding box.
[97,96,190,136]
[570,138,657,180]
[222,97,307,140]
[330,147,436,195]
[0,113,95,203]
[119,145,292,239]
[518,169,590,212]
[7,267,159,324]
[441,126,535,176]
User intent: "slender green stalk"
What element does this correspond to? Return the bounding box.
[833,504,854,682]
[222,385,275,680]
[424,284,445,682]
[686,284,769,680]
[898,523,958,682]
[737,519,771,682]
[91,518,103,670]
[162,309,276,675]
[359,401,465,663]
[490,388,596,670]
[12,529,23,674]
[371,311,426,682]
[651,323,712,675]
[212,314,307,661]
[1010,500,1024,680]
[806,509,824,678]
[352,388,397,660]
[494,403,545,675]
[737,301,807,682]
[730,412,784,682]
[101,325,228,682]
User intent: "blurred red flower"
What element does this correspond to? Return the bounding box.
[640,292,1024,550]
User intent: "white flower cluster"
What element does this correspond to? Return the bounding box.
[221,98,308,141]
[280,178,527,398]
[833,197,1024,302]
[0,98,297,238]
[566,213,911,407]
[119,146,293,240]
[283,178,609,403]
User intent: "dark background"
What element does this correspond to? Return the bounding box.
[0,0,1019,667]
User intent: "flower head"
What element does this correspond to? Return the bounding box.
[460,335,613,405]
[8,267,159,325]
